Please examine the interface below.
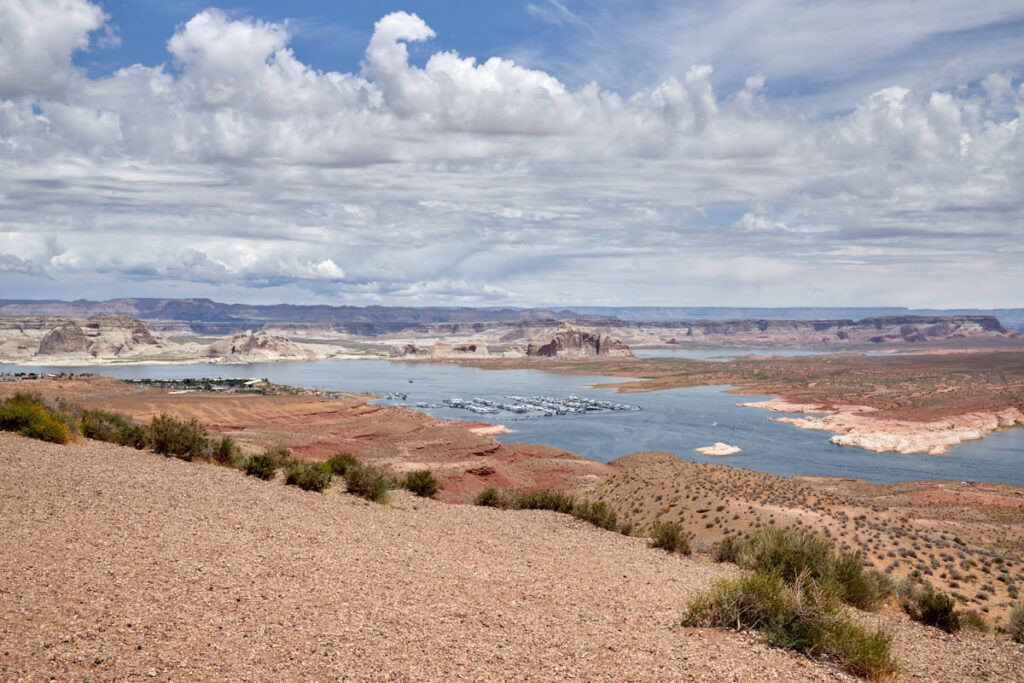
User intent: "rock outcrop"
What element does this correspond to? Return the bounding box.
[34,316,166,358]
[36,321,89,355]
[741,398,1024,455]
[526,325,633,358]
[390,343,431,358]
[389,342,490,359]
[206,331,318,363]
[694,442,742,456]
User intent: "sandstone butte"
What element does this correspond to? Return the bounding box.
[739,398,1024,455]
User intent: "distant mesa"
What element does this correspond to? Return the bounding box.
[525,324,633,358]
[665,315,1021,346]
[695,442,742,456]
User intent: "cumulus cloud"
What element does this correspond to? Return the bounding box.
[0,0,107,99]
[0,3,1022,306]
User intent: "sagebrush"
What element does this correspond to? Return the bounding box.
[650,521,691,555]
[285,459,332,492]
[243,452,279,480]
[1009,602,1024,643]
[343,462,396,503]
[0,393,73,444]
[401,469,441,497]
[900,583,960,633]
[723,527,892,611]
[149,413,206,460]
[683,570,897,680]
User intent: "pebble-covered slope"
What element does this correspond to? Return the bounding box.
[1,432,1022,681]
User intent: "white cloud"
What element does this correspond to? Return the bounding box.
[0,4,1022,306]
[0,0,107,99]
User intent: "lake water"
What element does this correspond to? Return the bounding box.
[5,359,1023,486]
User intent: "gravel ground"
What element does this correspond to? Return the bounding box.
[2,432,1022,682]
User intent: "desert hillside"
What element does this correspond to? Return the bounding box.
[2,432,1023,681]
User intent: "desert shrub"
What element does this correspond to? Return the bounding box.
[1009,602,1024,643]
[959,610,988,633]
[683,570,897,680]
[572,499,618,531]
[829,551,894,612]
[0,392,73,444]
[211,436,241,466]
[738,527,891,612]
[325,452,359,477]
[715,534,743,563]
[650,521,691,555]
[618,521,634,536]
[285,459,332,492]
[826,619,900,680]
[343,462,396,503]
[262,445,293,467]
[900,583,960,633]
[739,527,833,583]
[401,469,441,498]
[149,413,206,460]
[474,486,510,508]
[78,409,148,448]
[514,488,576,513]
[243,452,279,480]
[473,487,622,533]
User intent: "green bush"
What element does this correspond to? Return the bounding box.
[618,521,634,536]
[243,452,279,480]
[474,486,509,508]
[1009,602,1024,643]
[149,413,206,460]
[473,487,623,534]
[733,527,892,612]
[262,445,293,467]
[829,551,893,612]
[683,570,897,680]
[514,488,576,513]
[715,534,742,563]
[325,452,359,476]
[572,499,618,531]
[211,436,242,466]
[959,610,988,633]
[285,459,332,492]
[650,521,691,555]
[0,393,73,444]
[78,409,148,448]
[900,583,961,633]
[401,469,441,497]
[739,527,833,583]
[343,462,396,503]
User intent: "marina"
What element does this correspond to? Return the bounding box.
[433,395,639,417]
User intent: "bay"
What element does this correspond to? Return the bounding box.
[4,359,1023,486]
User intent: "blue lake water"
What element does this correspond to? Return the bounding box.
[5,360,1023,486]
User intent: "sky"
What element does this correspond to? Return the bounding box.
[1,1,1023,308]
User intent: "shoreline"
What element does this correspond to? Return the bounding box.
[739,397,1024,455]
[6,352,1023,460]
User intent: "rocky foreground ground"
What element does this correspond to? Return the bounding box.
[2,432,1023,681]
